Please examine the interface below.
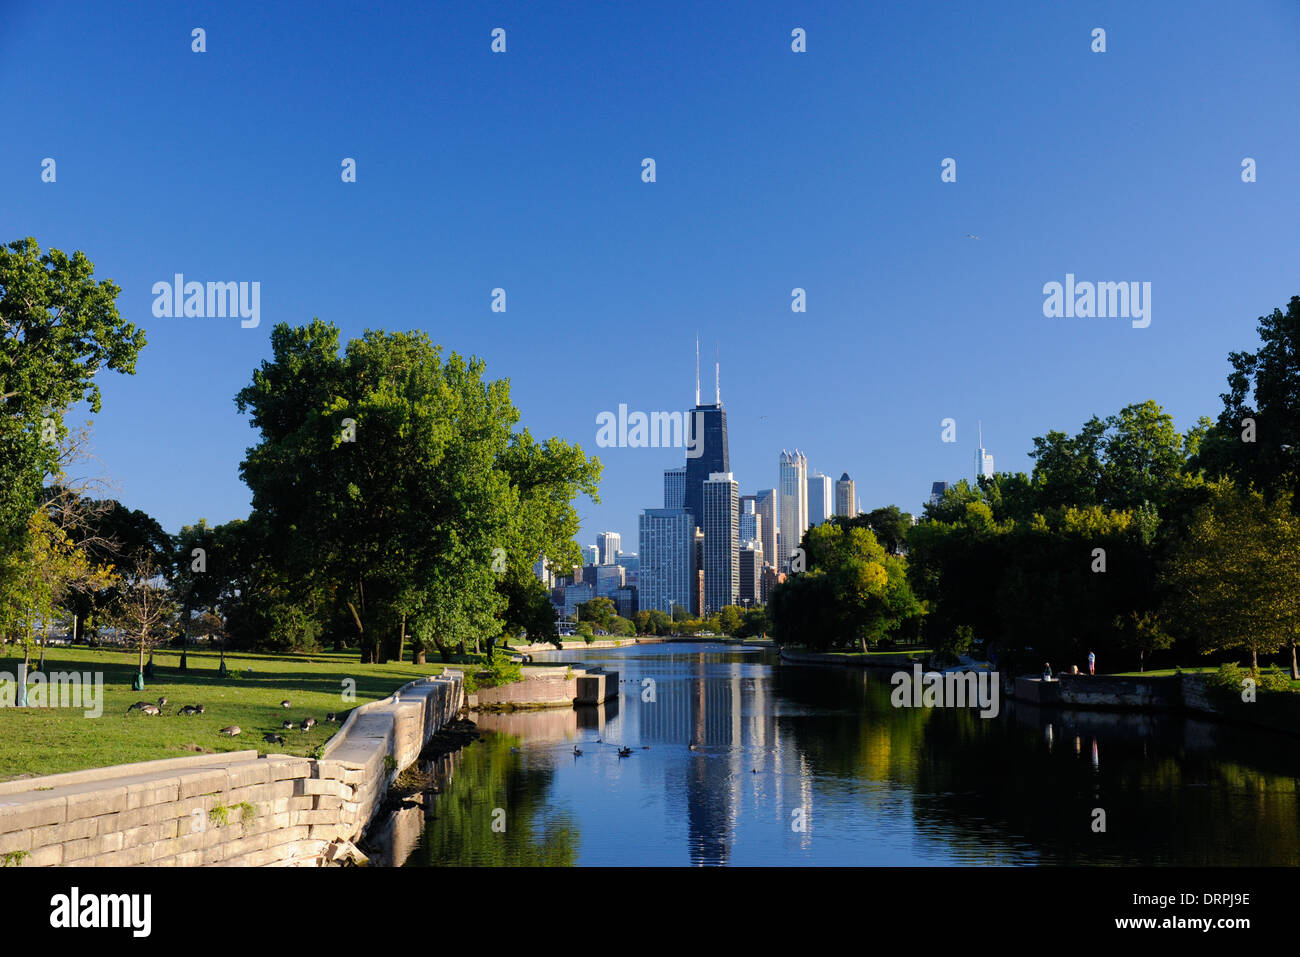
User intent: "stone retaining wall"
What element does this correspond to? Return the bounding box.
[0,673,462,867]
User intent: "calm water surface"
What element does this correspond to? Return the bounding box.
[398,644,1300,866]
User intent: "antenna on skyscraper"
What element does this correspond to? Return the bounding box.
[715,342,720,405]
[979,419,984,448]
[695,334,701,407]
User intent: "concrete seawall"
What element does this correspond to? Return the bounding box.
[0,672,463,867]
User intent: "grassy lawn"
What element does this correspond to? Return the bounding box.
[1107,667,1218,677]
[0,645,452,782]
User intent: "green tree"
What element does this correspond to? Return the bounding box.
[1196,295,1300,503]
[576,597,616,632]
[0,238,144,599]
[1162,482,1300,674]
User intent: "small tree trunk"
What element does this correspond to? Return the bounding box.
[413,648,426,665]
[1291,637,1299,681]
[1252,648,1259,671]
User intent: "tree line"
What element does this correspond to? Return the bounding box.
[0,238,602,672]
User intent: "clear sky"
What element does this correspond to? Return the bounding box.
[3,0,1299,548]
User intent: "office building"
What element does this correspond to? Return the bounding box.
[702,472,739,614]
[808,472,833,526]
[755,488,777,570]
[835,472,856,518]
[930,481,951,506]
[738,542,763,607]
[596,532,621,565]
[664,466,686,510]
[683,342,730,530]
[615,552,639,588]
[975,424,994,483]
[581,544,599,566]
[778,450,808,570]
[739,497,760,544]
[638,509,695,614]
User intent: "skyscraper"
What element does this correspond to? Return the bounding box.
[596,531,621,565]
[778,450,808,570]
[975,422,994,483]
[755,488,777,571]
[835,472,856,518]
[739,497,760,544]
[738,542,763,607]
[702,472,739,614]
[683,343,729,530]
[664,466,686,510]
[807,472,833,526]
[638,509,695,614]
[581,544,599,566]
[930,481,951,506]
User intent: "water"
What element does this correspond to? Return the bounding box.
[399,643,1300,866]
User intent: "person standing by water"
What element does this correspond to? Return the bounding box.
[1088,651,1095,676]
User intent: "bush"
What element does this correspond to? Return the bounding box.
[1210,662,1293,694]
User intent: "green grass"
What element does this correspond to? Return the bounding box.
[1107,667,1218,677]
[0,645,452,782]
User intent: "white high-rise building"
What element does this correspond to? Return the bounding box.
[638,509,695,614]
[596,531,621,565]
[975,423,994,483]
[835,473,857,518]
[807,472,833,526]
[702,472,739,614]
[778,450,808,571]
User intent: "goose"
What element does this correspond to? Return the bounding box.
[617,747,632,758]
[218,726,241,736]
[126,701,152,713]
[572,746,583,756]
[177,705,198,716]
[326,712,338,722]
[300,717,317,732]
[688,741,698,751]
[282,720,295,730]
[195,704,206,714]
[509,746,521,754]
[280,700,291,709]
[156,696,168,708]
[263,733,285,745]
[138,704,161,716]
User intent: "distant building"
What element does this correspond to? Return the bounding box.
[693,528,705,617]
[738,542,763,607]
[760,563,785,604]
[563,582,595,618]
[703,472,739,615]
[739,497,760,544]
[930,481,951,506]
[615,552,639,588]
[778,450,808,571]
[835,472,856,518]
[664,466,686,510]
[807,472,833,526]
[614,586,638,619]
[596,532,622,565]
[975,423,994,484]
[581,562,625,599]
[755,488,777,570]
[637,509,695,614]
[532,555,553,587]
[581,544,599,566]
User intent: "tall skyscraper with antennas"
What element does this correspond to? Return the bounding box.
[683,337,729,530]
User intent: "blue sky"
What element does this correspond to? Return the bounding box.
[3,0,1299,548]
